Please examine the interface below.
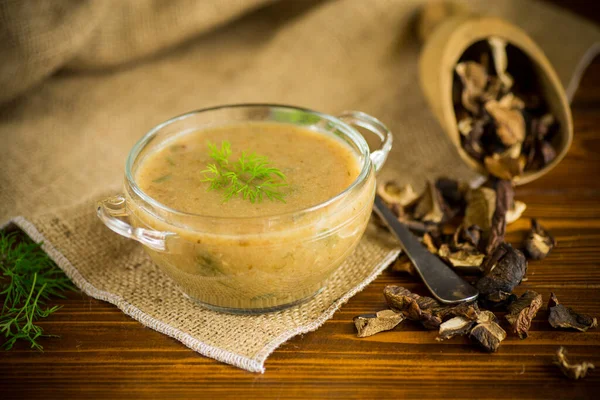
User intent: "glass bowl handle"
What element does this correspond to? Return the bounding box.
[96,194,173,252]
[337,111,393,173]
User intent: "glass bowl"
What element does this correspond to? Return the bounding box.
[97,104,392,314]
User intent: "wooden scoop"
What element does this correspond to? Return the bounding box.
[419,13,573,185]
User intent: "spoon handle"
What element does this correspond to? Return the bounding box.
[373,195,479,304]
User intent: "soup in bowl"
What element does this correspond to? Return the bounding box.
[97,105,392,313]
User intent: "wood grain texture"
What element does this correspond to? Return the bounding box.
[2,3,600,398]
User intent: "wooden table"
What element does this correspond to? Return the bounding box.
[2,3,600,399]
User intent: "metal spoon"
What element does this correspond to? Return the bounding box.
[373,194,479,304]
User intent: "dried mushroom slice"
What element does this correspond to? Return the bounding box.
[437,316,475,341]
[506,200,526,224]
[548,293,598,332]
[377,181,419,208]
[435,178,467,208]
[538,141,557,166]
[462,118,487,162]
[422,233,438,254]
[469,320,506,352]
[476,310,498,324]
[488,37,513,91]
[432,302,480,321]
[484,153,525,181]
[354,310,405,338]
[383,286,442,330]
[554,347,595,380]
[455,61,488,114]
[480,291,518,310]
[438,244,485,271]
[486,180,514,255]
[412,181,451,224]
[453,224,482,250]
[464,185,524,235]
[485,100,526,147]
[497,93,524,110]
[476,243,527,299]
[537,114,555,138]
[458,117,473,136]
[390,254,416,276]
[524,219,556,260]
[505,290,543,339]
[384,286,439,312]
[464,187,496,233]
[526,114,559,171]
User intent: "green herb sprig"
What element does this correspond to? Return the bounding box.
[0,231,75,350]
[201,141,289,203]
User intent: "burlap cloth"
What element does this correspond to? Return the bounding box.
[1,0,598,372]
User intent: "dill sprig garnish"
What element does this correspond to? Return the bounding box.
[0,231,75,350]
[201,141,289,203]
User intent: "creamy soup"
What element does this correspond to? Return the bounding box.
[127,121,375,312]
[136,123,361,217]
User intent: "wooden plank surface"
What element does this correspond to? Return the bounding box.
[1,2,599,398]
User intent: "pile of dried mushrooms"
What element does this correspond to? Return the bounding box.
[354,38,595,380]
[454,38,560,180]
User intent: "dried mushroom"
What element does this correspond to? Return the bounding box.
[505,200,526,224]
[505,290,543,339]
[481,291,518,310]
[476,243,527,301]
[498,93,524,110]
[463,184,524,235]
[462,118,487,161]
[377,181,419,208]
[422,233,438,254]
[548,293,598,332]
[453,224,482,249]
[437,316,475,341]
[486,180,514,255]
[524,219,556,260]
[485,100,526,147]
[488,37,513,91]
[484,152,525,181]
[438,244,485,271]
[458,117,473,136]
[435,178,467,209]
[384,286,442,330]
[476,310,498,324]
[455,61,489,114]
[384,286,438,312]
[390,254,416,276]
[436,307,500,346]
[354,310,405,338]
[526,114,559,170]
[469,318,506,352]
[376,181,448,235]
[412,181,450,224]
[464,187,496,232]
[432,301,480,321]
[554,347,595,380]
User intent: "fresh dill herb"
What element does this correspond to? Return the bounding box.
[165,156,176,166]
[201,141,289,203]
[153,174,172,183]
[0,231,75,351]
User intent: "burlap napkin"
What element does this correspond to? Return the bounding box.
[1,0,598,372]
